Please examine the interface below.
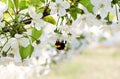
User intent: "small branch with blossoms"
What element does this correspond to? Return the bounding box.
[0,0,119,78]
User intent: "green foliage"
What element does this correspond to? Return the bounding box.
[54,28,62,34]
[37,7,45,13]
[9,23,26,37]
[69,5,78,20]
[29,0,42,7]
[19,0,29,10]
[105,13,110,20]
[31,27,42,42]
[19,44,34,60]
[104,12,112,25]
[111,0,119,4]
[13,0,19,11]
[8,0,15,9]
[0,0,6,3]
[19,0,45,10]
[43,15,56,25]
[41,0,45,3]
[79,0,94,13]
[69,5,84,20]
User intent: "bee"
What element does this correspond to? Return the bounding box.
[55,40,67,50]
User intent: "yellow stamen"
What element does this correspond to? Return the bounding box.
[109,13,114,21]
[55,45,61,48]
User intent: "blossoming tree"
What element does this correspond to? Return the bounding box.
[0,0,119,79]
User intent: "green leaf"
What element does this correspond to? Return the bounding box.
[31,27,42,42]
[112,0,119,4]
[54,28,62,34]
[36,7,44,13]
[43,15,56,25]
[77,8,84,14]
[8,0,15,9]
[104,12,110,21]
[69,5,84,20]
[13,0,19,11]
[104,12,112,25]
[69,5,77,20]
[19,44,34,60]
[41,0,45,3]
[79,0,94,13]
[0,0,6,3]
[19,0,29,10]
[29,0,42,7]
[70,11,77,20]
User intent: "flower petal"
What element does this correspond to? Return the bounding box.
[56,0,63,4]
[34,20,44,30]
[58,8,66,16]
[0,2,8,13]
[49,2,55,9]
[28,6,36,18]
[50,9,57,15]
[20,38,29,47]
[61,2,70,9]
[15,34,23,38]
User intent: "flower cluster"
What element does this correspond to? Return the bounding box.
[0,0,119,78]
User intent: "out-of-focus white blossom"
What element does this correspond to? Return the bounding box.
[91,0,112,18]
[72,13,102,30]
[14,34,30,47]
[28,6,45,30]
[0,2,7,19]
[0,60,50,79]
[49,0,70,16]
[0,2,8,13]
[101,23,120,32]
[0,2,7,29]
[104,32,120,46]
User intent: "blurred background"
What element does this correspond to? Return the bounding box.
[41,38,120,79]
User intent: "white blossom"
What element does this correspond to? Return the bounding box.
[28,6,45,30]
[15,34,30,47]
[49,0,70,16]
[101,23,120,32]
[91,0,112,18]
[72,13,102,30]
[0,2,8,13]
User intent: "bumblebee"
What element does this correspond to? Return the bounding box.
[55,40,67,50]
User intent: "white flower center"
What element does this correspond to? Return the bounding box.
[99,4,105,9]
[56,3,62,9]
[109,13,115,21]
[82,17,87,22]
